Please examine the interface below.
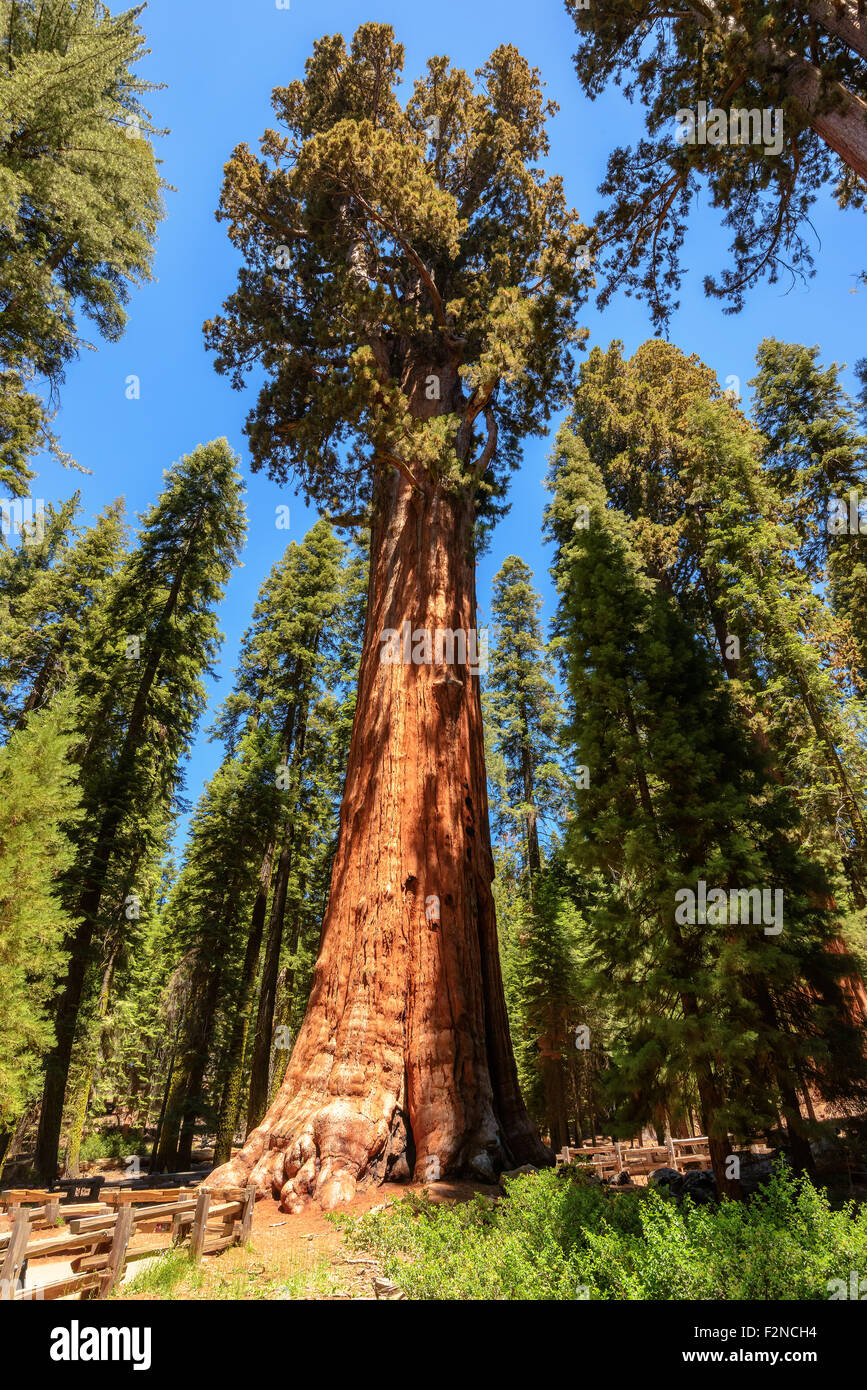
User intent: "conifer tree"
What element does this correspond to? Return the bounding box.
[206,22,587,1206]
[35,439,246,1180]
[0,498,127,738]
[569,339,867,933]
[0,0,164,486]
[484,555,573,1149]
[547,423,867,1192]
[750,338,867,687]
[203,521,349,1162]
[243,528,365,1135]
[0,692,81,1164]
[154,736,277,1171]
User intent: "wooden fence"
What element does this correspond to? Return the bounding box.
[0,1184,256,1302]
[555,1136,712,1179]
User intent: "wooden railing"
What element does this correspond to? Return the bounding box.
[555,1136,711,1178]
[0,1184,255,1301]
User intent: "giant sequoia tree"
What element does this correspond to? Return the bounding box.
[565,0,867,324]
[205,23,588,1209]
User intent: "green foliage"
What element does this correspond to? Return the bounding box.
[485,555,570,868]
[339,1164,867,1300]
[545,383,867,1147]
[565,1,867,324]
[0,691,81,1130]
[205,21,588,537]
[0,0,165,485]
[750,338,867,692]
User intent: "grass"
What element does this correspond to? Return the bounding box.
[114,1240,347,1301]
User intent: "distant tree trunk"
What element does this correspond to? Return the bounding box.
[63,938,121,1176]
[0,1105,39,1183]
[176,965,223,1170]
[212,845,275,1166]
[149,1019,182,1175]
[520,716,542,881]
[540,1050,569,1155]
[245,824,295,1131]
[208,470,547,1210]
[267,967,293,1110]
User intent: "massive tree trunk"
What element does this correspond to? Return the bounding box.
[207,470,548,1211]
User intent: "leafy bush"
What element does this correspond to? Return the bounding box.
[335,1164,867,1300]
[78,1128,144,1162]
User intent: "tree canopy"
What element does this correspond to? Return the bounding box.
[205,21,589,536]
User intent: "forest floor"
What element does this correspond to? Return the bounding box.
[115,1177,500,1301]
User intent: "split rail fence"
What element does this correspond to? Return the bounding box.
[0,1183,256,1302]
[555,1136,712,1180]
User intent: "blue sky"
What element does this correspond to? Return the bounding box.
[30,0,867,847]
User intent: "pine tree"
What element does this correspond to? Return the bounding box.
[0,497,127,738]
[0,692,82,1166]
[0,0,165,487]
[547,422,867,1192]
[153,736,278,1171]
[35,439,246,1180]
[570,339,867,928]
[243,527,365,1136]
[750,338,867,687]
[484,555,573,1149]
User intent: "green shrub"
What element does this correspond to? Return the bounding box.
[335,1164,867,1300]
[78,1128,144,1162]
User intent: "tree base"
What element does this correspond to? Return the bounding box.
[208,1092,548,1211]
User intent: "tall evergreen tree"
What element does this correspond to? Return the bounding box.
[0,692,81,1166]
[0,497,127,738]
[210,521,348,1163]
[35,439,246,1180]
[0,0,164,487]
[205,22,588,1207]
[750,338,867,688]
[570,339,867,932]
[547,422,867,1193]
[484,555,573,1150]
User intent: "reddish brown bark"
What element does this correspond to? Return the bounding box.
[207,469,548,1210]
[806,0,867,62]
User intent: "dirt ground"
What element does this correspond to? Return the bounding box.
[115,1177,501,1301]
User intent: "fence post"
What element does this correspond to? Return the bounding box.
[98,1205,133,1299]
[666,1134,678,1170]
[0,1212,31,1299]
[190,1189,211,1263]
[239,1185,256,1245]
